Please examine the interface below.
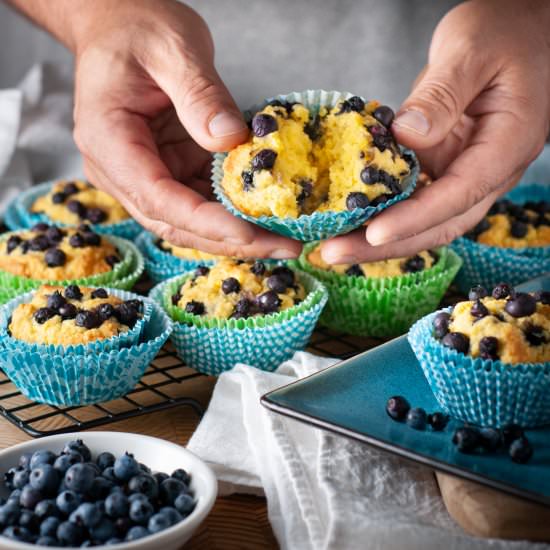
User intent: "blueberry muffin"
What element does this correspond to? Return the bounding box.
[306,244,437,277]
[9,284,143,346]
[171,259,305,319]
[433,284,550,364]
[0,224,121,280]
[466,199,550,248]
[221,97,412,218]
[31,180,129,226]
[156,239,222,261]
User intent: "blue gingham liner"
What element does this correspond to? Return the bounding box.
[212,89,418,242]
[0,298,172,406]
[149,270,328,375]
[0,288,153,356]
[15,181,142,240]
[451,183,550,293]
[408,309,550,428]
[136,231,218,284]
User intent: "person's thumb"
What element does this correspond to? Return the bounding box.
[392,57,483,150]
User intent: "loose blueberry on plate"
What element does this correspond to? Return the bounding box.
[479,428,502,452]
[406,407,427,430]
[501,424,524,447]
[452,427,481,453]
[385,396,410,421]
[427,412,449,431]
[509,437,533,464]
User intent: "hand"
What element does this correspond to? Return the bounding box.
[66,0,301,259]
[321,0,550,264]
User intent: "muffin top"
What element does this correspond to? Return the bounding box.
[0,224,121,280]
[156,239,222,261]
[9,285,143,346]
[307,244,436,277]
[466,199,550,248]
[221,97,413,219]
[433,284,550,364]
[31,180,129,225]
[171,259,305,319]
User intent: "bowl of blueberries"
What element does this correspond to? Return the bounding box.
[0,432,217,549]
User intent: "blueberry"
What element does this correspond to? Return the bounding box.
[271,266,295,287]
[34,499,59,520]
[470,217,491,237]
[58,302,78,320]
[360,166,380,184]
[113,517,131,538]
[441,332,469,354]
[0,501,20,526]
[159,478,187,506]
[534,290,550,305]
[501,424,524,447]
[347,96,365,112]
[36,536,57,546]
[194,265,210,278]
[66,200,86,218]
[44,247,66,268]
[90,288,108,299]
[433,312,451,339]
[12,468,30,490]
[492,282,513,300]
[39,516,60,538]
[126,525,150,541]
[19,485,43,510]
[184,300,205,316]
[114,453,140,482]
[129,499,154,525]
[102,467,117,483]
[174,493,195,516]
[55,491,81,516]
[31,222,50,232]
[304,114,321,141]
[221,277,241,294]
[64,285,83,301]
[45,291,66,311]
[88,476,114,500]
[385,396,410,421]
[30,450,57,470]
[509,437,533,464]
[128,474,158,500]
[147,512,171,534]
[82,231,101,246]
[267,274,287,293]
[231,298,252,319]
[33,307,57,325]
[75,310,101,330]
[470,299,489,320]
[2,525,32,542]
[478,336,499,360]
[64,463,96,493]
[452,427,481,453]
[8,489,21,503]
[241,170,254,192]
[402,255,425,273]
[406,407,427,430]
[3,467,17,489]
[479,428,502,451]
[29,464,59,496]
[64,182,79,196]
[427,412,449,431]
[6,235,22,253]
[57,520,84,546]
[69,502,102,528]
[104,492,129,519]
[96,452,115,471]
[345,264,364,277]
[251,149,277,171]
[85,207,107,224]
[171,468,191,486]
[346,192,370,210]
[297,179,313,206]
[105,255,120,267]
[69,232,85,248]
[250,261,266,276]
[256,290,281,314]
[510,221,528,239]
[372,105,395,127]
[51,191,66,204]
[18,453,32,471]
[251,113,278,137]
[45,226,65,244]
[128,493,149,505]
[505,293,537,318]
[153,472,169,486]
[28,234,50,251]
[468,285,488,301]
[524,324,546,346]
[19,509,40,532]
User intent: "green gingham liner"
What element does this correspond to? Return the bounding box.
[15,181,142,240]
[451,183,550,293]
[149,269,328,375]
[0,234,144,304]
[136,231,218,284]
[408,309,550,428]
[0,288,153,356]
[0,297,172,406]
[293,244,462,337]
[212,89,418,242]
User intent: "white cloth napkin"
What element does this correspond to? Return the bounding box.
[188,351,549,550]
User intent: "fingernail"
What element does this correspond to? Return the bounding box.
[270,249,298,260]
[209,112,248,138]
[393,109,430,136]
[323,253,358,264]
[366,232,402,246]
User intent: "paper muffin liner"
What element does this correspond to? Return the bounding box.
[451,183,550,293]
[3,195,25,231]
[136,231,219,284]
[292,245,462,337]
[0,288,153,356]
[408,309,550,428]
[0,297,172,406]
[212,89,418,242]
[15,181,142,240]
[149,269,328,375]
[0,235,144,303]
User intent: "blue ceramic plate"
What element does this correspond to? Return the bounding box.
[262,275,550,507]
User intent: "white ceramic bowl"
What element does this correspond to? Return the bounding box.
[0,432,217,550]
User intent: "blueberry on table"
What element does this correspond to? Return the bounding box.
[470,299,489,320]
[346,192,370,210]
[257,290,282,314]
[184,300,206,316]
[479,428,502,452]
[501,424,524,447]
[505,293,537,318]
[406,407,427,430]
[372,105,395,127]
[509,437,533,464]
[222,277,241,295]
[251,149,277,171]
[64,284,83,300]
[385,396,410,421]
[427,412,449,431]
[114,452,140,482]
[492,282,513,300]
[441,332,469,354]
[468,285,488,301]
[452,427,481,453]
[345,264,365,277]
[251,113,278,137]
[432,312,451,339]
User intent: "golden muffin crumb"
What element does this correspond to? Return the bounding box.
[221,97,413,219]
[31,180,129,225]
[0,225,121,280]
[9,284,143,346]
[172,259,305,319]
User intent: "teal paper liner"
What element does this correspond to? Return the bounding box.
[0,299,172,406]
[15,181,142,240]
[3,195,24,231]
[212,90,418,242]
[408,309,550,428]
[149,270,328,375]
[136,231,218,284]
[0,288,153,356]
[451,183,550,293]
